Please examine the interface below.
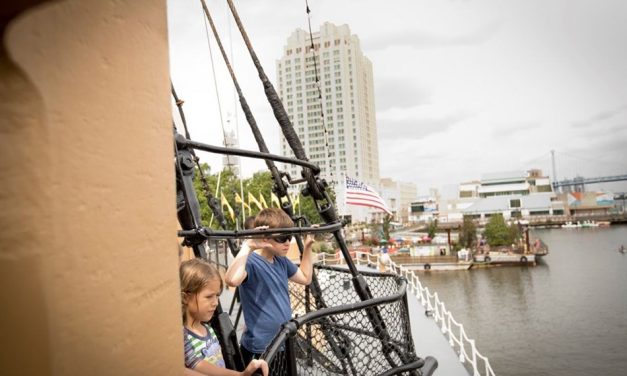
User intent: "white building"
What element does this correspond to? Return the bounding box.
[462,193,566,221]
[477,169,552,198]
[380,178,417,224]
[276,23,380,221]
[440,169,563,222]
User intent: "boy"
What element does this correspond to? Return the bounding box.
[224,208,314,364]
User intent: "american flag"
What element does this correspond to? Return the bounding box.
[345,176,392,215]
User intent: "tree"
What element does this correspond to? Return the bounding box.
[484,214,519,247]
[297,186,337,225]
[381,215,393,242]
[191,163,213,226]
[192,165,241,229]
[192,166,338,229]
[459,217,477,249]
[427,219,438,239]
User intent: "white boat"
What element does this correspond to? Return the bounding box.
[581,220,599,228]
[400,261,473,272]
[562,221,580,228]
[474,252,536,265]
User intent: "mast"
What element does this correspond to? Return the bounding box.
[551,150,558,192]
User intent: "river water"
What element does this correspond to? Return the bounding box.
[416,225,627,376]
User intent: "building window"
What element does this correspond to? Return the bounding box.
[510,199,521,208]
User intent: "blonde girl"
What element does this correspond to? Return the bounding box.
[180,258,268,376]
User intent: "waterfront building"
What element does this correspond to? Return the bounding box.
[558,191,614,216]
[276,22,380,222]
[439,169,565,222]
[462,192,566,221]
[437,197,477,223]
[380,178,417,224]
[476,169,552,198]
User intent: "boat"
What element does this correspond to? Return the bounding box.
[581,220,600,228]
[390,253,473,271]
[399,260,473,271]
[562,221,580,228]
[473,252,536,265]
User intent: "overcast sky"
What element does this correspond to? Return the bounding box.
[168,0,627,195]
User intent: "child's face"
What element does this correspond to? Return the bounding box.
[265,235,292,256]
[185,278,221,323]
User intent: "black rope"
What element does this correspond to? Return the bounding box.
[172,83,238,255]
[198,0,289,200]
[304,0,335,184]
[225,0,325,201]
[200,8,233,170]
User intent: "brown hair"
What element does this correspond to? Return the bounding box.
[179,258,222,324]
[244,215,256,230]
[254,208,294,229]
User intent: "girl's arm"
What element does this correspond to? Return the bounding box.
[189,359,268,376]
[184,367,208,376]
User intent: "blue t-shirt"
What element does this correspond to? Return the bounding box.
[239,252,298,353]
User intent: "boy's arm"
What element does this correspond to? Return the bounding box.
[224,240,254,287]
[289,234,314,285]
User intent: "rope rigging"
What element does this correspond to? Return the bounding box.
[224,0,328,202]
[173,1,438,374]
[304,0,335,185]
[172,83,238,257]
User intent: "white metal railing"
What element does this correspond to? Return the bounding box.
[318,251,496,376]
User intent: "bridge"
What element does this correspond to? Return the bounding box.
[552,174,627,188]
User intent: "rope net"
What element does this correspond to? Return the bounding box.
[262,265,420,375]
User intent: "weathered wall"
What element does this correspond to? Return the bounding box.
[0,1,182,375]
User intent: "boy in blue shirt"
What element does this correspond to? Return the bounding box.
[225,208,314,364]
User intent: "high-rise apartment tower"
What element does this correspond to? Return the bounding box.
[276,23,380,196]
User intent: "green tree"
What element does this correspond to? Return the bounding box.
[294,185,336,225]
[381,215,393,242]
[193,165,240,229]
[459,216,477,249]
[427,219,438,239]
[484,214,519,247]
[191,163,213,226]
[192,166,338,229]
[368,218,383,244]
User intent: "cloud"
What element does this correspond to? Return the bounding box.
[571,104,627,129]
[363,21,501,51]
[377,107,473,141]
[374,77,432,111]
[492,121,541,139]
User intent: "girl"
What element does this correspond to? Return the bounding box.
[180,258,268,376]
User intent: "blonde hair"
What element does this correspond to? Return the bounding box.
[254,208,293,229]
[179,258,222,324]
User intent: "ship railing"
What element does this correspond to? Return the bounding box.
[259,263,437,375]
[318,251,496,376]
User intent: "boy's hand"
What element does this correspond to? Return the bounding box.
[304,224,319,249]
[304,234,315,248]
[241,359,268,376]
[244,226,270,249]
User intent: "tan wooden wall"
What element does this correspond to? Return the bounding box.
[0,1,183,375]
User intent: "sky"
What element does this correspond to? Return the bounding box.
[167,0,627,196]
